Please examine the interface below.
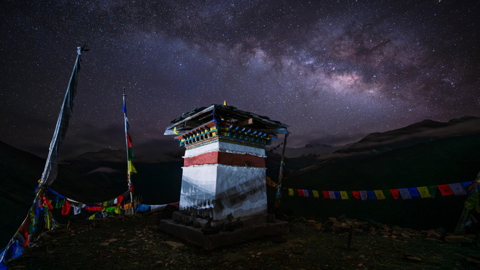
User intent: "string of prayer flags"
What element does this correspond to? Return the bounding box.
[284,181,475,202]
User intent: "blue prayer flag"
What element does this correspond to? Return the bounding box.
[408,187,421,197]
[367,190,377,200]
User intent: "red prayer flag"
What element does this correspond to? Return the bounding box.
[297,189,304,196]
[390,189,399,199]
[20,219,30,247]
[116,195,124,205]
[322,191,330,199]
[437,184,454,196]
[127,133,133,148]
[61,200,71,215]
[352,191,361,199]
[43,196,54,210]
[85,206,103,211]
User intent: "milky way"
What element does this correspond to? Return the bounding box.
[1,0,479,158]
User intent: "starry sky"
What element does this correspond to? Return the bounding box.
[1,0,479,159]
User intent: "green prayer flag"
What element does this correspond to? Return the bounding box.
[427,185,437,198]
[128,148,134,160]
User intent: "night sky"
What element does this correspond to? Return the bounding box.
[1,0,479,159]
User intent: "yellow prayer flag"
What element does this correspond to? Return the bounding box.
[173,127,179,135]
[417,186,432,198]
[88,214,96,220]
[312,190,320,198]
[340,191,349,200]
[128,160,137,174]
[288,188,294,196]
[266,176,277,187]
[374,190,386,200]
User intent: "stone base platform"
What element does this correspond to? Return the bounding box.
[160,212,289,249]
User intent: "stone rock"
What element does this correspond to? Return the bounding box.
[444,235,473,244]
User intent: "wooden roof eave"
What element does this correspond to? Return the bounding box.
[164,105,215,135]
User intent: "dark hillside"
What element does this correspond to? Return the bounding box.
[282,133,480,230]
[0,141,128,247]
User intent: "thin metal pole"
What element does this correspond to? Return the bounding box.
[275,132,289,207]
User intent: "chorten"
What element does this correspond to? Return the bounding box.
[164,104,288,220]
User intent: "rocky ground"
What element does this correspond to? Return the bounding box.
[5,213,480,270]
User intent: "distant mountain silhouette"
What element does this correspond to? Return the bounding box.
[270,142,341,158]
[334,116,480,157]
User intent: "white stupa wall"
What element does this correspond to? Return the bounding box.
[183,141,266,158]
[179,140,268,220]
[214,165,267,220]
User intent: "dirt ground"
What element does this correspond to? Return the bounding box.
[5,212,480,270]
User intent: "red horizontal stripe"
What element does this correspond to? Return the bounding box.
[184,151,265,168]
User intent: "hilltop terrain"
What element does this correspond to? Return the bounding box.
[5,212,480,270]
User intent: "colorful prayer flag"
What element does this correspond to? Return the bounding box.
[408,187,421,198]
[390,189,399,199]
[427,185,437,198]
[399,188,412,199]
[373,190,385,200]
[340,191,349,200]
[328,191,336,199]
[367,190,377,200]
[417,186,432,198]
[312,190,320,198]
[303,189,309,197]
[437,184,454,196]
[128,160,137,174]
[351,191,360,199]
[266,176,277,187]
[288,188,294,196]
[323,191,330,199]
[359,190,368,201]
[61,200,71,215]
[297,189,304,196]
[461,181,474,194]
[449,183,467,196]
[127,134,133,148]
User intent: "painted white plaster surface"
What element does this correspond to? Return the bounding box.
[214,164,267,220]
[184,141,266,158]
[179,164,267,220]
